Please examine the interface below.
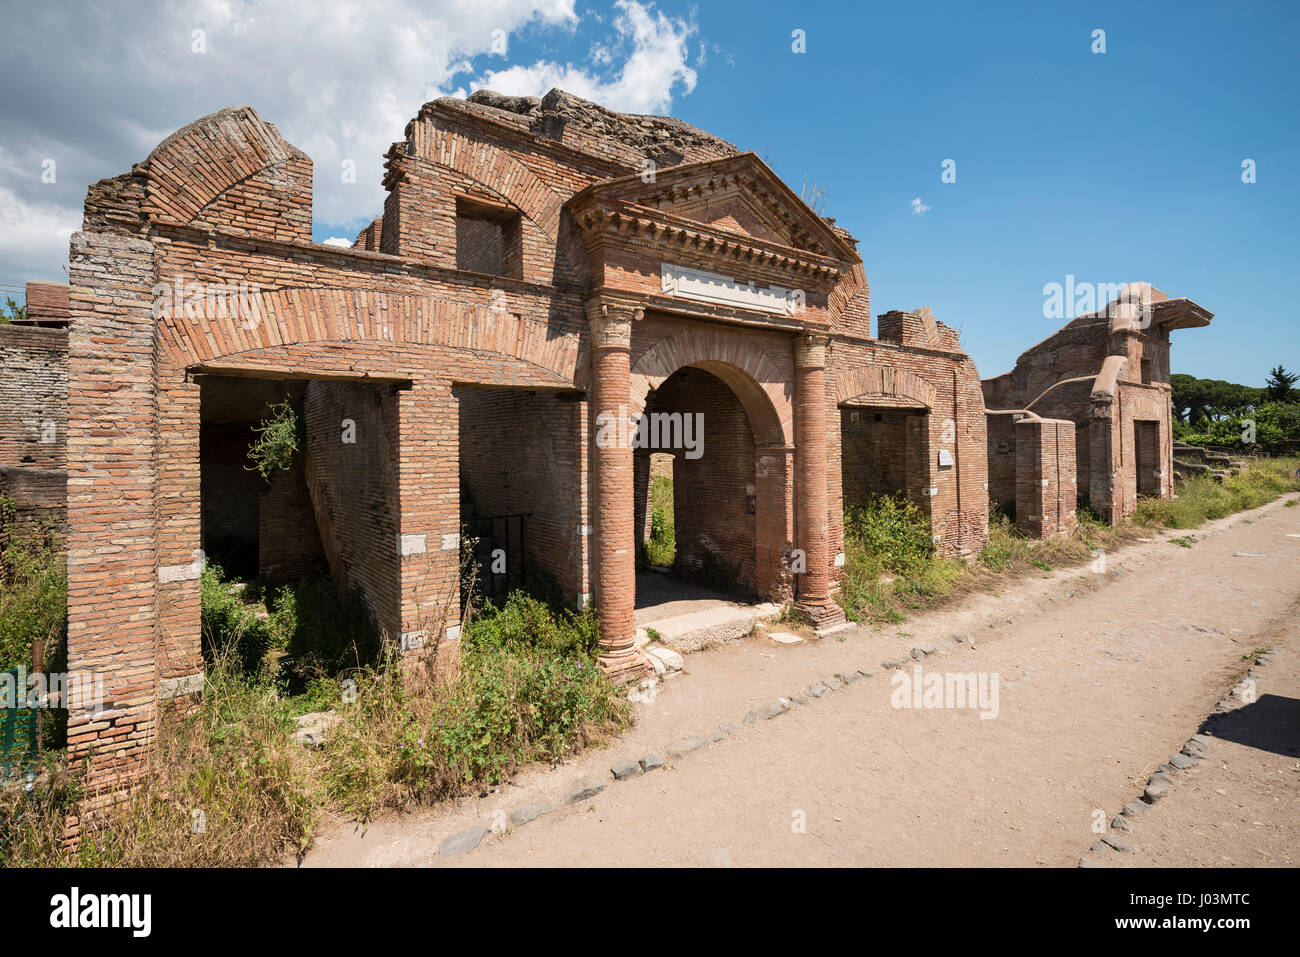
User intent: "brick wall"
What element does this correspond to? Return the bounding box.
[0,324,67,470]
[303,379,402,637]
[456,386,586,603]
[1014,418,1078,538]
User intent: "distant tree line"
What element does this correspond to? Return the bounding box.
[1172,366,1299,452]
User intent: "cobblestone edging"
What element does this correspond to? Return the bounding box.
[434,637,966,859]
[1077,646,1285,867]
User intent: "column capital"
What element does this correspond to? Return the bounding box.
[793,332,830,369]
[586,296,644,350]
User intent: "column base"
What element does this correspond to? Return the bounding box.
[797,598,847,632]
[599,647,653,684]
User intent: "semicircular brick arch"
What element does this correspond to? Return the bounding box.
[157,287,582,386]
[630,327,792,447]
[835,366,937,410]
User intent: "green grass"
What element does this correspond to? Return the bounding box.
[837,460,1299,627]
[3,562,628,866]
[1134,457,1300,529]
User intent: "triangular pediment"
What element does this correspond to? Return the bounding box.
[577,153,857,260]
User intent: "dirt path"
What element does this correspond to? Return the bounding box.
[302,495,1300,868]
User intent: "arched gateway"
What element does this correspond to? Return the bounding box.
[53,91,989,822]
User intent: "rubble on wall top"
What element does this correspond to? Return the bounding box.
[450,87,739,163]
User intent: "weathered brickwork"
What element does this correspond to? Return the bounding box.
[1014,417,1078,538]
[35,89,1004,812]
[983,286,1211,526]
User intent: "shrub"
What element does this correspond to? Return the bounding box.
[246,399,304,480]
[843,494,935,576]
[0,500,66,672]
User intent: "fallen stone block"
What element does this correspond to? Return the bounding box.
[757,700,788,720]
[639,754,664,773]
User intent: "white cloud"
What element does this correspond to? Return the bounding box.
[475,0,697,113]
[911,197,932,215]
[0,0,702,285]
[0,187,79,285]
[322,237,354,247]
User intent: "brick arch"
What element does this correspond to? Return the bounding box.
[419,122,591,285]
[835,366,937,410]
[141,106,311,242]
[630,327,792,447]
[157,287,582,385]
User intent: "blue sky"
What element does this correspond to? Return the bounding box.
[2,0,1295,384]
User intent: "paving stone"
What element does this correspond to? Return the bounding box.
[645,645,684,671]
[1101,834,1134,853]
[439,826,488,858]
[767,631,804,645]
[668,736,708,759]
[743,710,757,724]
[719,720,738,735]
[639,754,664,773]
[1090,840,1108,853]
[1169,752,1198,770]
[842,671,861,684]
[824,676,843,691]
[1143,782,1169,802]
[566,778,607,803]
[1122,801,1148,817]
[508,802,554,828]
[857,669,874,678]
[806,684,825,698]
[1110,815,1132,832]
[883,660,904,670]
[792,694,808,705]
[757,701,788,720]
[1079,857,1108,868]
[610,759,640,781]
[711,730,726,742]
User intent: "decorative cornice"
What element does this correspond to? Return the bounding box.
[571,197,845,287]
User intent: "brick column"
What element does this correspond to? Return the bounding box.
[587,298,650,682]
[64,231,160,832]
[793,333,844,628]
[397,381,461,677]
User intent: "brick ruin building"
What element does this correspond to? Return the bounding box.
[982,284,1212,529]
[0,89,996,806]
